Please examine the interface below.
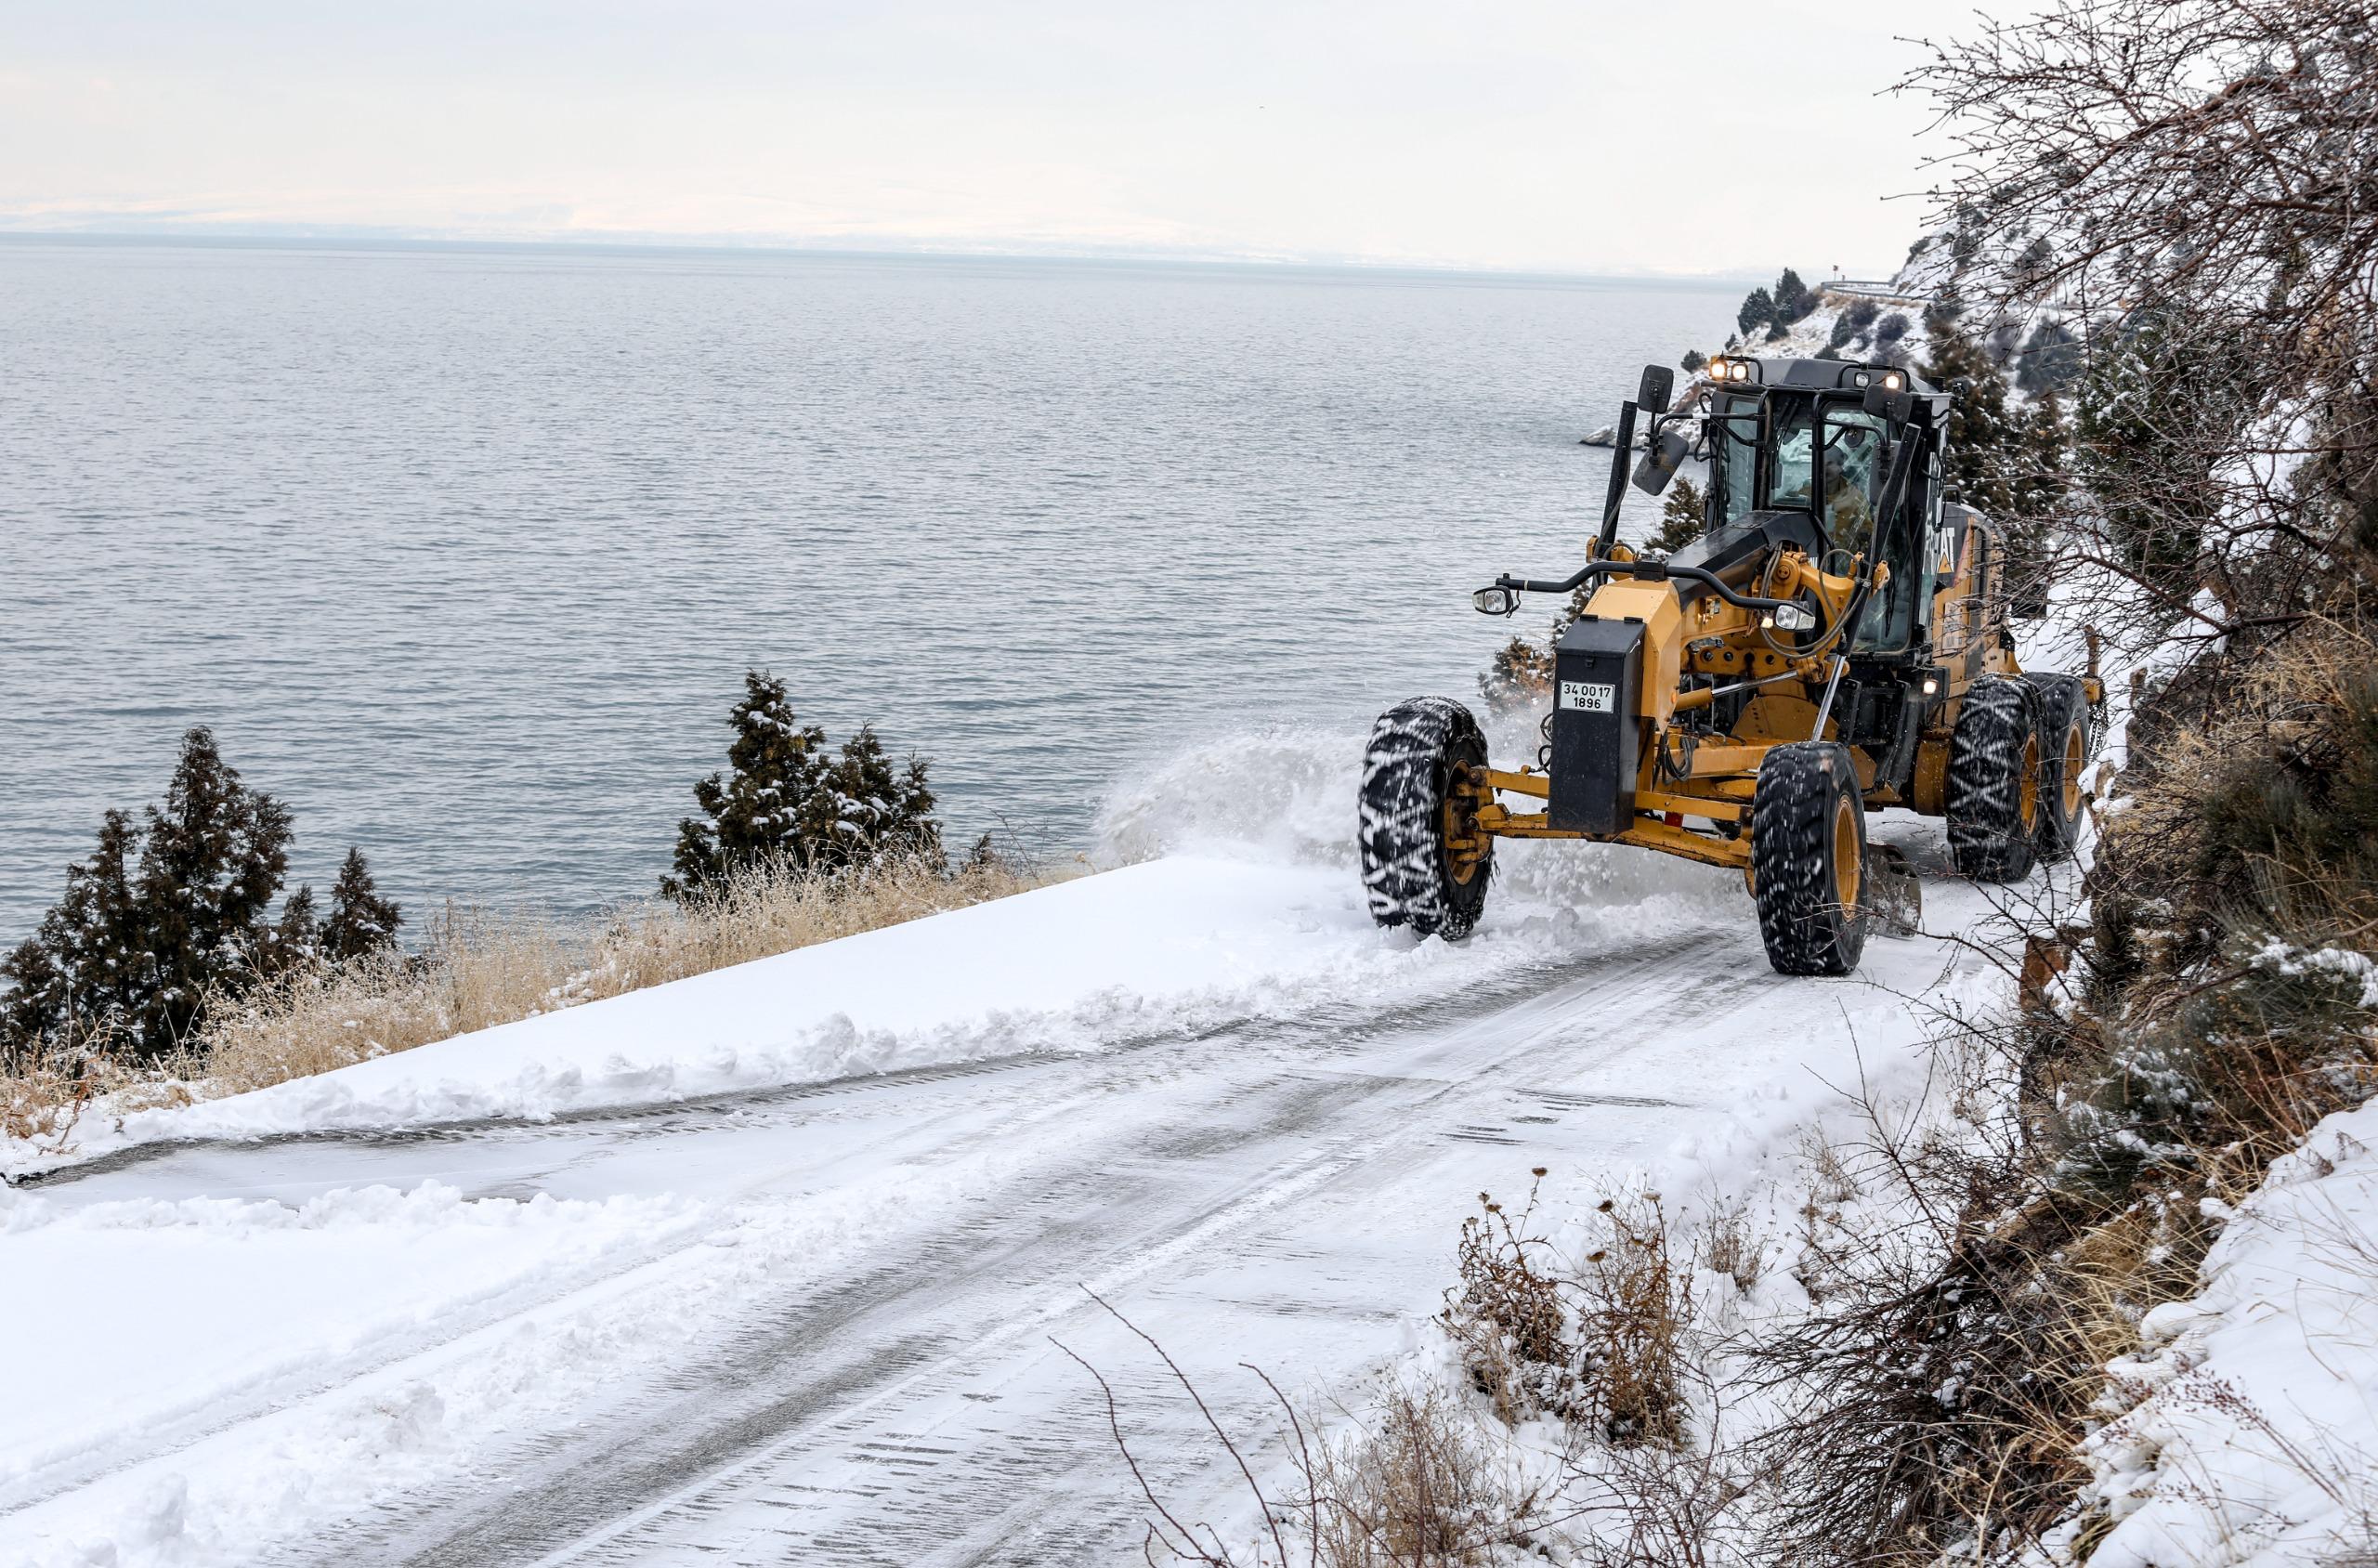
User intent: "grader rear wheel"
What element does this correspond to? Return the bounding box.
[2022,673,2093,863]
[1946,677,2042,882]
[1359,697,1494,940]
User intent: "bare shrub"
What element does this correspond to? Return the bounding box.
[1700,1199,1765,1295]
[1061,1292,1542,1568]
[1440,1174,1582,1424]
[1740,951,2378,1568]
[1306,1384,1545,1568]
[1575,1193,1693,1447]
[1439,1178,1694,1448]
[2,1044,192,1154]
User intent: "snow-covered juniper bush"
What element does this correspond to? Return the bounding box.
[1,727,399,1066]
[663,669,946,902]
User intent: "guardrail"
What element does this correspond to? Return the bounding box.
[1819,280,1929,304]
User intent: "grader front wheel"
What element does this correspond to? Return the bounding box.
[1359,697,1495,940]
[1750,742,1869,976]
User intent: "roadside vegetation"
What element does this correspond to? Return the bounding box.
[3,671,1049,1152]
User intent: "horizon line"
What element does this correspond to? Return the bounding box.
[0,223,1788,288]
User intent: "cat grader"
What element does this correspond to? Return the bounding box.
[1359,356,2099,974]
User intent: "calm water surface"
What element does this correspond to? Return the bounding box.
[0,239,1733,941]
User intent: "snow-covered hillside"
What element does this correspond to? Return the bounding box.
[1683,230,2090,400]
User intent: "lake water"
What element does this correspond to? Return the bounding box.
[0,238,1735,942]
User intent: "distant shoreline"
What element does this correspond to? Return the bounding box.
[0,228,1767,291]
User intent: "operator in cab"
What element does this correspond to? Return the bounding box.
[1823,449,1875,561]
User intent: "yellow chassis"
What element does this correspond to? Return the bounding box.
[1448,542,2097,878]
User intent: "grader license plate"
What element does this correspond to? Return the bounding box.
[1560,680,1616,713]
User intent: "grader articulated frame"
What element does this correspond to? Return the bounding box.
[1360,356,2101,975]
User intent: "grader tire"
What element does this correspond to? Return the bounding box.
[2023,673,2092,863]
[1359,697,1494,941]
[1947,677,2041,882]
[1751,742,1869,976]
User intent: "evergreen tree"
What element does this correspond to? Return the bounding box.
[1479,637,1552,711]
[2014,318,2082,394]
[1736,287,1776,338]
[0,809,146,1058]
[1920,316,2019,516]
[1679,349,1706,372]
[132,727,295,1049]
[2012,235,2054,286]
[2072,314,2245,594]
[320,848,403,962]
[269,882,320,971]
[0,728,309,1062]
[663,673,947,897]
[1773,268,1814,324]
[2001,390,2072,612]
[1648,477,1706,555]
[664,670,828,899]
[2012,391,2070,519]
[798,726,943,874]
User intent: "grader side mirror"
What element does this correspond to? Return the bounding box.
[1637,364,1676,416]
[1631,425,1690,496]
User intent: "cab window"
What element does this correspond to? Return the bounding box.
[1710,393,1761,526]
[1817,408,1888,563]
[1769,401,1818,510]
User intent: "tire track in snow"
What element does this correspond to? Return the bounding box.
[338,943,1770,1567]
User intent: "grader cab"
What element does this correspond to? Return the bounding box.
[1360,355,2099,975]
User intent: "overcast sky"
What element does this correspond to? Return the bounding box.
[0,1,2006,277]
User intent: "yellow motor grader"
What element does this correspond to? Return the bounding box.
[1360,356,2099,974]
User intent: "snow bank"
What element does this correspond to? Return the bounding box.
[0,1182,704,1501]
[2076,1098,2378,1567]
[10,849,1730,1172]
[0,1153,992,1567]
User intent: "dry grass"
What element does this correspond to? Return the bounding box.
[1305,1385,1544,1568]
[205,851,1053,1095]
[1441,1176,1586,1426]
[1439,1179,1695,1449]
[1700,1198,1766,1296]
[3,852,1057,1149]
[1574,1193,1693,1448]
[2,1049,192,1147]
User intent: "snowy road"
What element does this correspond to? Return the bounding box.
[1,846,1993,1566]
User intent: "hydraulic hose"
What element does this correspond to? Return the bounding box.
[1493,559,1803,617]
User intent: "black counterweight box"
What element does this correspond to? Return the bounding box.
[1548,617,1643,834]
